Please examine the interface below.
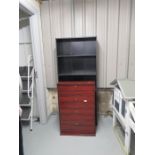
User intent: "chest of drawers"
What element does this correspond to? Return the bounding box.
[58,81,96,136]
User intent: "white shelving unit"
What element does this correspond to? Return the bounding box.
[111,79,135,155]
[19,55,35,131]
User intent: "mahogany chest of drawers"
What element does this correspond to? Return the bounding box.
[58,81,96,136]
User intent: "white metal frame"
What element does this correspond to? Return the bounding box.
[27,55,34,130]
[19,0,48,124]
[113,88,135,155]
[20,55,34,130]
[125,101,135,154]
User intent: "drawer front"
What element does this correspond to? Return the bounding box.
[61,120,95,129]
[59,95,94,104]
[59,101,94,109]
[61,124,95,131]
[60,113,95,122]
[60,130,96,136]
[61,120,94,125]
[58,91,94,96]
[58,85,95,92]
[61,120,95,132]
[60,108,94,115]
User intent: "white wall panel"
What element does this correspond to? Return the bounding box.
[40,1,53,87]
[117,0,131,79]
[128,0,135,80]
[19,25,32,66]
[74,0,83,37]
[96,0,108,87]
[50,0,62,38]
[49,0,62,87]
[19,45,26,66]
[106,0,119,87]
[40,0,135,88]
[85,0,96,36]
[61,0,72,37]
[19,25,31,43]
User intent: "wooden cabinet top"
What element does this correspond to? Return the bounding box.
[57,81,95,86]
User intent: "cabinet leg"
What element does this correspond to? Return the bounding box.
[125,125,131,155]
[113,112,117,127]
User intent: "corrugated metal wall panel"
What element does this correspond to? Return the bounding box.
[40,1,54,87]
[96,0,108,87]
[61,0,73,37]
[74,0,83,37]
[85,0,96,36]
[19,25,32,66]
[106,0,120,87]
[128,0,135,80]
[40,0,135,88]
[117,0,131,79]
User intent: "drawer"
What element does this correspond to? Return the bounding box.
[60,108,94,115]
[58,91,95,96]
[59,102,94,109]
[61,122,95,130]
[60,113,95,122]
[59,95,94,104]
[60,130,96,136]
[61,120,94,127]
[58,85,95,92]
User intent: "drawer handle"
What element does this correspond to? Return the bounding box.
[74,123,79,126]
[83,100,87,103]
[74,110,79,113]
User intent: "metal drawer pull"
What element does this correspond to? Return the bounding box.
[83,100,87,103]
[74,123,79,126]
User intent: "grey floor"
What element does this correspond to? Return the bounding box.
[22,115,124,155]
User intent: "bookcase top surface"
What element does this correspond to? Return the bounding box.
[56,36,96,41]
[58,81,95,85]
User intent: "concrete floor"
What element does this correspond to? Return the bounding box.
[22,115,124,155]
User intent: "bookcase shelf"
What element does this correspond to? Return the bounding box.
[56,37,96,81]
[58,55,96,58]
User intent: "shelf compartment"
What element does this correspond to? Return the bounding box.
[21,78,32,91]
[57,38,96,56]
[19,66,33,76]
[20,93,31,105]
[58,57,96,75]
[21,107,31,120]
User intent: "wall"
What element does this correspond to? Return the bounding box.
[19,20,33,66]
[40,0,135,88]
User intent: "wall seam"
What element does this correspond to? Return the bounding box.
[127,0,133,79]
[116,0,121,78]
[94,0,97,35]
[82,0,86,36]
[95,0,97,36]
[71,0,75,37]
[47,0,55,87]
[59,0,64,37]
[105,0,109,87]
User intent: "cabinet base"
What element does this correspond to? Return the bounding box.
[60,130,96,136]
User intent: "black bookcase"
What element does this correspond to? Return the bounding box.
[56,37,96,81]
